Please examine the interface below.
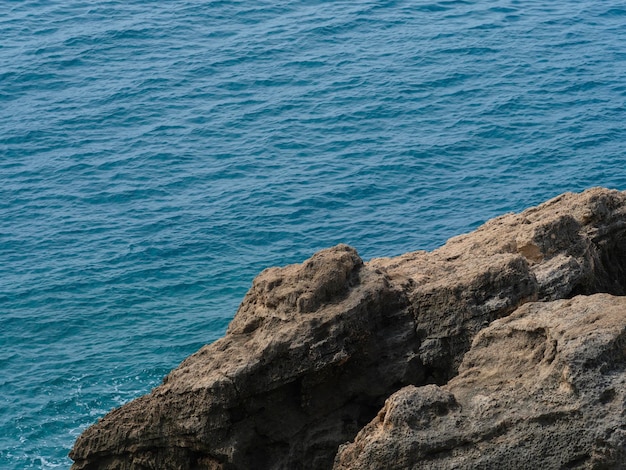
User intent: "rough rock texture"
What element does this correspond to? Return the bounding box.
[71,245,418,470]
[334,294,626,469]
[70,187,626,470]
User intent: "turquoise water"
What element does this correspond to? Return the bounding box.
[1,1,626,467]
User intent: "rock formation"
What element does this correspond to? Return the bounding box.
[70,187,626,470]
[334,294,626,469]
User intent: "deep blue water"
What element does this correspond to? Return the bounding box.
[1,0,626,467]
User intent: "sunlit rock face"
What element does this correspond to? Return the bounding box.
[334,294,626,469]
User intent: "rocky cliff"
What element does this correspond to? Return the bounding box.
[70,187,626,469]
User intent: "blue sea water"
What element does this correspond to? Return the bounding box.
[1,0,626,467]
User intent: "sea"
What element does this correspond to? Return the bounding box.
[1,0,625,468]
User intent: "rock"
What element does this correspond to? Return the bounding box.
[70,188,626,470]
[333,294,626,469]
[70,244,419,470]
[370,187,626,382]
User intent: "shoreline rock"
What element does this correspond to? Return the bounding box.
[70,187,626,469]
[334,294,626,469]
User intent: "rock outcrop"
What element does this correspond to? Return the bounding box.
[70,187,626,470]
[334,294,626,469]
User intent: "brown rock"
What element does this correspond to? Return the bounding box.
[334,294,626,469]
[70,188,626,470]
[370,186,626,382]
[70,244,419,469]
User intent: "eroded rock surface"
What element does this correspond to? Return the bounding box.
[71,245,418,470]
[70,188,626,470]
[334,294,626,469]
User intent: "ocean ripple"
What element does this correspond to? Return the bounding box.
[1,0,626,467]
